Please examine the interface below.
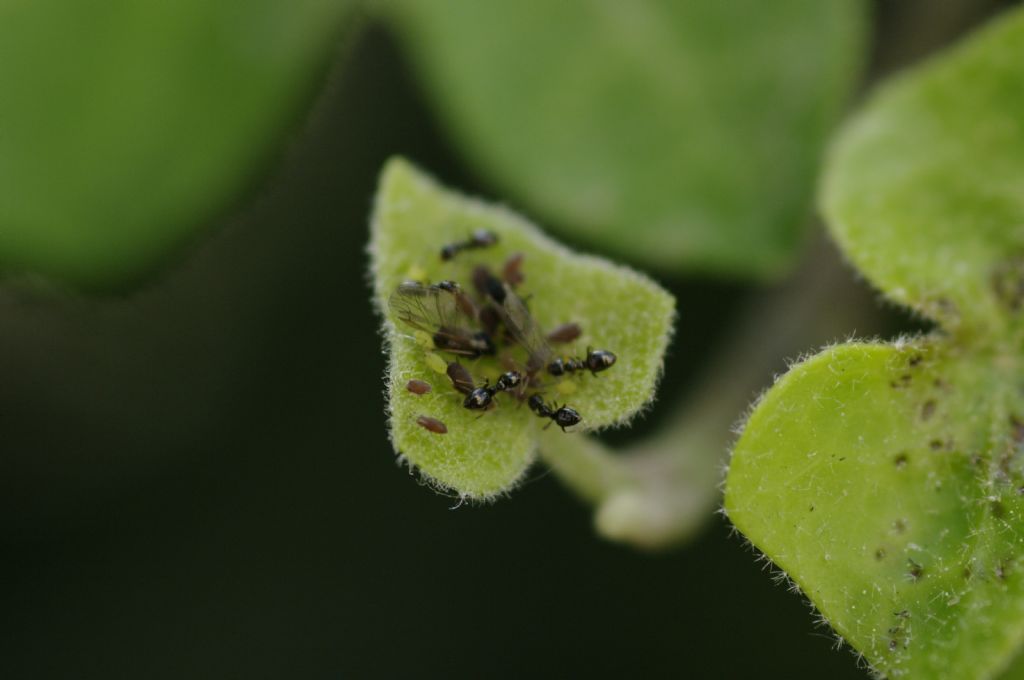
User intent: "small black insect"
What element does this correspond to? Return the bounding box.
[447,361,523,411]
[440,229,499,261]
[548,347,617,377]
[472,265,507,304]
[528,394,582,432]
[390,281,495,357]
[478,278,617,380]
[416,415,448,434]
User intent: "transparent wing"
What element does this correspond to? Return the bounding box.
[493,283,554,373]
[389,281,487,356]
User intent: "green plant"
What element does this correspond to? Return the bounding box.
[368,158,674,498]
[370,3,1024,678]
[726,8,1024,678]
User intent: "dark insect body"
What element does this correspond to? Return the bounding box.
[440,229,499,261]
[473,265,507,304]
[435,279,478,318]
[502,252,526,287]
[416,415,448,434]
[406,379,432,395]
[528,395,582,432]
[480,279,616,379]
[548,348,617,377]
[546,322,582,344]
[447,361,523,411]
[390,280,495,357]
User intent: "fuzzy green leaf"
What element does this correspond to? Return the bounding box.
[822,7,1024,338]
[369,158,674,498]
[730,9,1024,678]
[0,0,351,289]
[727,341,1024,679]
[384,0,866,278]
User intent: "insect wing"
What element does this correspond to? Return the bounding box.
[492,283,554,373]
[389,282,483,355]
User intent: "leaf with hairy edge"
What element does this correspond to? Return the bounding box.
[369,158,674,498]
[728,8,1024,679]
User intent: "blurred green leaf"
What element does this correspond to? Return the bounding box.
[727,341,1024,680]
[369,158,674,498]
[0,0,352,289]
[384,0,865,277]
[728,8,1024,678]
[822,7,1024,340]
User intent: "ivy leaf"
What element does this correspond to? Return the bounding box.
[369,158,674,498]
[382,0,866,277]
[0,0,352,289]
[727,8,1024,679]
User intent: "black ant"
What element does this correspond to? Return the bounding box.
[476,274,617,379]
[548,347,617,376]
[440,229,499,261]
[447,361,523,411]
[528,395,582,432]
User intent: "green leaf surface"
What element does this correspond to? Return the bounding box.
[369,158,674,498]
[730,9,1024,678]
[727,341,1024,679]
[0,0,351,289]
[384,0,865,277]
[822,7,1024,338]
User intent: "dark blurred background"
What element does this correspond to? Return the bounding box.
[0,2,1017,678]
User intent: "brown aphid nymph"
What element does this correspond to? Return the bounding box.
[502,252,526,287]
[546,322,583,344]
[406,379,432,395]
[416,415,448,434]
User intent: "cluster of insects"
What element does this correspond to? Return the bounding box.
[391,230,617,436]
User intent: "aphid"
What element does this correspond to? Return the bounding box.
[416,415,448,434]
[447,361,522,411]
[528,394,582,432]
[472,265,507,304]
[424,352,448,374]
[483,279,616,379]
[406,379,432,395]
[390,280,495,357]
[440,229,499,261]
[502,252,526,287]
[546,322,583,344]
[435,279,478,318]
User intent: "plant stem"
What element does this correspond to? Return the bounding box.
[537,231,885,549]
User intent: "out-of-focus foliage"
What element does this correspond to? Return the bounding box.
[369,158,674,498]
[0,0,352,289]
[728,8,1024,678]
[383,0,866,278]
[822,5,1024,340]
